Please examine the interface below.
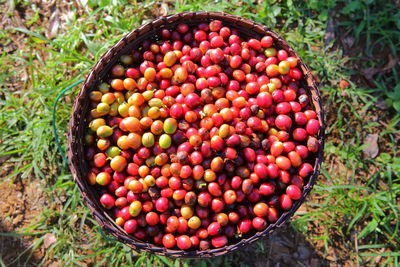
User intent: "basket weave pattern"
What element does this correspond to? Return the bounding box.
[68,11,324,258]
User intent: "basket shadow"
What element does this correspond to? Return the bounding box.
[0,175,44,266]
[0,221,40,267]
[190,223,328,267]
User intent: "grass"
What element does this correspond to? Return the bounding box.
[0,0,399,266]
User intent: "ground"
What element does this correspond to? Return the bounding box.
[0,0,399,266]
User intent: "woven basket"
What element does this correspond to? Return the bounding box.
[68,11,324,258]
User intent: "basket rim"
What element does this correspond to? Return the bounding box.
[68,11,325,258]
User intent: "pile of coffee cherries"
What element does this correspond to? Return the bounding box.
[85,19,320,250]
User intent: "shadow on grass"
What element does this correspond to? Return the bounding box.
[0,176,44,266]
[189,224,329,267]
[0,223,40,266]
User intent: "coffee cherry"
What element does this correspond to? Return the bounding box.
[124,219,138,234]
[275,115,292,131]
[292,128,308,141]
[176,235,191,250]
[207,222,221,236]
[155,197,169,212]
[100,193,115,209]
[286,185,302,200]
[211,235,228,248]
[306,119,320,135]
[238,218,252,234]
[279,194,292,210]
[162,233,176,248]
[253,202,269,217]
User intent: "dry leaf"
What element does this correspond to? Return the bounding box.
[363,134,379,159]
[325,255,337,261]
[381,54,398,72]
[361,54,398,83]
[46,8,60,39]
[324,17,335,46]
[375,99,388,110]
[44,233,57,248]
[361,67,380,82]
[342,36,355,49]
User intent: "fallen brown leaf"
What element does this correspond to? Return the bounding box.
[361,67,380,82]
[375,99,388,110]
[44,233,57,249]
[324,17,335,46]
[46,8,60,39]
[363,134,379,159]
[342,36,355,49]
[361,54,398,83]
[381,54,398,72]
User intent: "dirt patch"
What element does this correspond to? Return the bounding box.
[0,177,47,265]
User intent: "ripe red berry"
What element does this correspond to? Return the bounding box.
[292,128,308,141]
[223,190,237,205]
[306,119,320,135]
[176,235,191,250]
[146,212,160,226]
[185,93,201,109]
[253,202,269,217]
[261,36,273,48]
[100,194,115,209]
[207,222,221,236]
[155,197,169,212]
[259,183,275,196]
[252,217,267,230]
[275,115,292,131]
[298,163,313,177]
[256,92,272,108]
[162,233,176,248]
[286,185,302,200]
[211,235,228,248]
[254,163,268,179]
[124,219,138,234]
[238,218,252,233]
[279,194,293,210]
